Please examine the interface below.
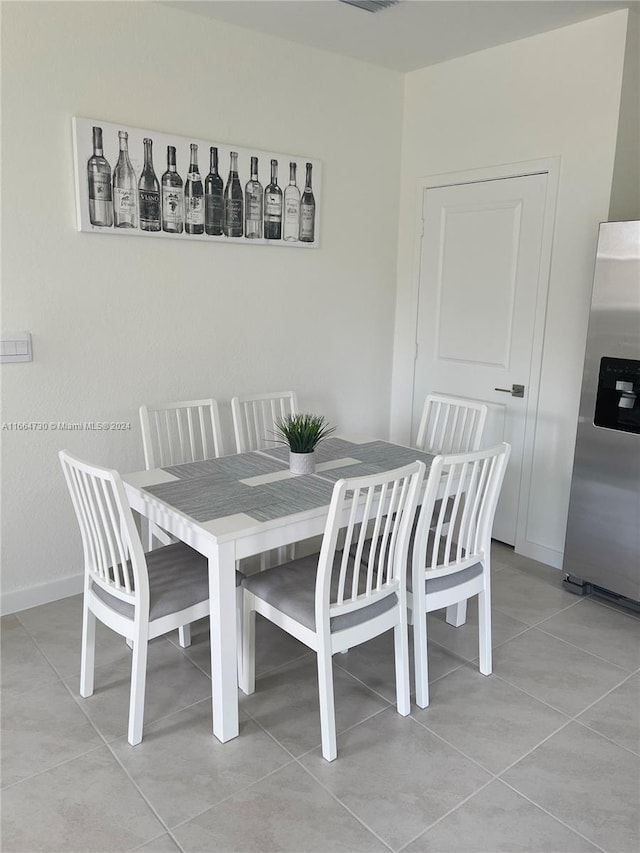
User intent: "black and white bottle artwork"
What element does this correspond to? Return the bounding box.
[72,117,320,248]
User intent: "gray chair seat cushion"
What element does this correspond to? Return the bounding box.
[241,552,398,633]
[419,562,483,594]
[92,542,244,621]
[350,527,483,593]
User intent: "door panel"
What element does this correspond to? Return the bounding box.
[437,201,520,366]
[413,174,548,545]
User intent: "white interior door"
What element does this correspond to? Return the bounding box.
[412,173,548,545]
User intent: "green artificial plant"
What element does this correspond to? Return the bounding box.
[273,413,336,454]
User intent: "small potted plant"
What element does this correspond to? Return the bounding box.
[273,413,336,475]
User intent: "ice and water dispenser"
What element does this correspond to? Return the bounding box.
[593,357,640,434]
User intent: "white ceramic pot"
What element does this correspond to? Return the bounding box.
[289,450,316,475]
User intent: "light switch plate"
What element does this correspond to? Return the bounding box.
[1,332,32,363]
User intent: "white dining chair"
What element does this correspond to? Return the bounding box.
[59,450,244,746]
[411,442,511,708]
[139,398,224,646]
[415,394,487,455]
[414,393,488,628]
[140,398,223,469]
[231,390,298,453]
[240,460,425,761]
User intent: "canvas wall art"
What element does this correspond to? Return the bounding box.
[72,117,320,248]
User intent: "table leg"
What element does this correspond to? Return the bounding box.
[208,541,239,742]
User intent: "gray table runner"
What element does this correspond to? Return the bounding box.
[164,452,286,481]
[143,439,433,524]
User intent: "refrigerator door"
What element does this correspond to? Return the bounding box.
[563,221,640,603]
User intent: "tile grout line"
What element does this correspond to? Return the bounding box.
[22,641,183,850]
[241,678,439,851]
[394,778,498,853]
[243,648,317,684]
[241,693,394,763]
[490,667,640,759]
[5,626,206,830]
[405,712,500,780]
[166,623,317,682]
[126,830,185,853]
[292,756,397,853]
[102,741,187,853]
[572,715,640,761]
[331,662,404,706]
[161,758,300,836]
[489,594,586,630]
[7,559,637,853]
[488,667,626,721]
[532,622,639,671]
[496,777,610,853]
[0,742,107,793]
[585,594,640,621]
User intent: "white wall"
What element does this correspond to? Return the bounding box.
[0,1,403,611]
[609,6,640,221]
[1,4,631,611]
[390,11,628,567]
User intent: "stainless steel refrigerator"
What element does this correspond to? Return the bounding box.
[563,220,640,608]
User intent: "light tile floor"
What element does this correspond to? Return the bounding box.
[2,542,639,852]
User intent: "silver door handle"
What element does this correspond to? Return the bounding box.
[494,384,525,398]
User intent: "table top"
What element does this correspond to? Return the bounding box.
[123,436,434,546]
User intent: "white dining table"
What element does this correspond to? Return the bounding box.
[122,435,435,744]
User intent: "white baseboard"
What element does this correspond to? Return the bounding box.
[1,573,84,616]
[516,539,563,570]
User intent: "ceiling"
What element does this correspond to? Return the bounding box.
[164,0,635,72]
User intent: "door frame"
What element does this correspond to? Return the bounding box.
[408,157,561,561]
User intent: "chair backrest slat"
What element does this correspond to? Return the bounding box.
[415,443,511,580]
[71,466,103,580]
[140,399,223,469]
[316,461,425,628]
[231,391,298,452]
[60,451,149,606]
[416,394,488,455]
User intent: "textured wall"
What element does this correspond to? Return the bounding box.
[391,11,627,566]
[0,1,403,609]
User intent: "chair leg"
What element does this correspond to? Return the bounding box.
[478,590,492,675]
[317,650,337,761]
[240,592,256,695]
[178,625,192,648]
[445,600,467,627]
[80,602,96,698]
[146,521,155,552]
[407,590,414,626]
[393,623,411,717]
[236,586,243,686]
[413,606,430,709]
[128,633,148,746]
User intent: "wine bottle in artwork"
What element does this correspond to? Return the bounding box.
[205,146,224,236]
[223,151,243,238]
[244,156,263,239]
[87,126,113,227]
[263,159,282,240]
[185,143,204,235]
[299,162,316,243]
[138,138,161,232]
[283,161,300,242]
[161,146,184,234]
[113,130,137,228]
